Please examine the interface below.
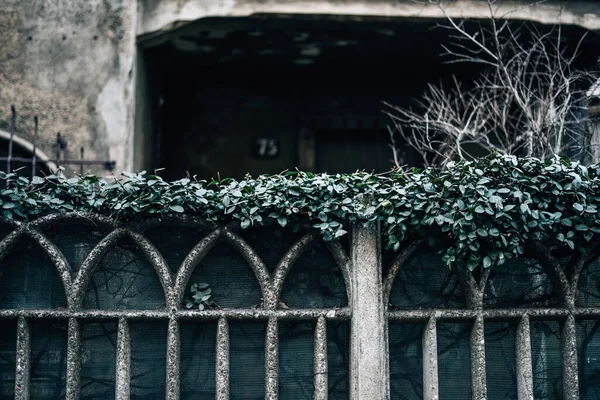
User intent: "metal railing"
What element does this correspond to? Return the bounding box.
[2,106,115,175]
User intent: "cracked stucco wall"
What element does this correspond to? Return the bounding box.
[0,0,137,175]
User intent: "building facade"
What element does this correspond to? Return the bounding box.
[0,0,599,178]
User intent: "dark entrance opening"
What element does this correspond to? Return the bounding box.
[138,16,598,180]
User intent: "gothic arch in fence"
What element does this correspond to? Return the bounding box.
[0,213,352,399]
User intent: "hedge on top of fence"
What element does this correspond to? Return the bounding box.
[0,153,598,272]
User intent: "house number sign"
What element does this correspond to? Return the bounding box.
[253,137,280,158]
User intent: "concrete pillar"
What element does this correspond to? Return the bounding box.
[350,221,389,400]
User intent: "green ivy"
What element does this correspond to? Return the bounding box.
[185,282,213,310]
[0,153,598,271]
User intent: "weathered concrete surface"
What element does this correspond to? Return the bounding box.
[422,317,439,400]
[0,1,137,174]
[66,317,81,400]
[115,318,131,400]
[166,317,181,400]
[470,315,487,400]
[14,316,30,400]
[516,316,534,400]
[350,221,389,400]
[264,317,279,400]
[139,0,600,39]
[562,314,580,399]
[313,316,328,400]
[215,317,230,400]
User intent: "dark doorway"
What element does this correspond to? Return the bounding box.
[139,16,599,180]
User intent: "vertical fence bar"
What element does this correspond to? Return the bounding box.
[115,318,131,400]
[55,133,62,172]
[79,147,84,176]
[14,316,30,400]
[66,318,81,400]
[7,105,15,174]
[516,315,533,400]
[423,316,439,400]
[166,318,180,400]
[31,116,38,178]
[216,317,230,400]
[349,221,388,400]
[265,317,279,400]
[562,314,579,399]
[471,315,487,400]
[314,316,328,400]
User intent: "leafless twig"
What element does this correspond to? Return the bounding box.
[386,0,597,167]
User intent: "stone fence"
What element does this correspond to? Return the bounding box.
[0,212,598,399]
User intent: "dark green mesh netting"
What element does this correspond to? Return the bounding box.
[577,320,600,399]
[388,252,464,309]
[81,322,118,398]
[484,322,517,399]
[0,237,67,309]
[0,320,15,399]
[30,320,68,399]
[576,259,600,308]
[388,253,567,400]
[437,323,472,400]
[131,321,168,399]
[389,323,423,399]
[531,321,562,399]
[483,259,554,308]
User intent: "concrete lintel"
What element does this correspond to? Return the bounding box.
[138,0,600,39]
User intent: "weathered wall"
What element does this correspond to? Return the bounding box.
[0,0,598,177]
[0,0,137,175]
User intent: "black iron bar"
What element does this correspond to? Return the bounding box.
[44,159,115,166]
[55,133,63,172]
[4,108,116,175]
[0,158,116,166]
[0,157,43,163]
[7,105,15,174]
[79,147,84,175]
[32,116,38,178]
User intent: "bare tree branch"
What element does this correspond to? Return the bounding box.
[387,0,597,167]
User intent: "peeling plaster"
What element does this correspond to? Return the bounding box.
[0,1,137,174]
[98,78,128,169]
